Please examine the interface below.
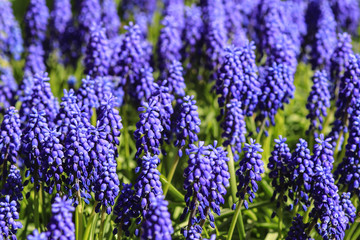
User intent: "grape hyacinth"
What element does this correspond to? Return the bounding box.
[27,229,47,240]
[0,0,23,60]
[23,43,46,78]
[286,214,313,240]
[141,196,173,240]
[76,76,99,119]
[157,16,182,72]
[288,139,314,211]
[0,64,17,112]
[134,99,164,161]
[0,195,22,239]
[64,116,92,205]
[21,108,48,191]
[101,0,121,39]
[340,192,356,224]
[329,33,353,95]
[0,107,21,168]
[312,134,334,175]
[46,196,75,240]
[306,70,331,137]
[236,139,264,209]
[113,184,139,237]
[161,60,186,98]
[84,25,111,77]
[78,0,101,47]
[24,0,49,44]
[131,66,155,103]
[220,99,246,160]
[42,128,64,194]
[183,5,203,62]
[268,136,292,212]
[174,95,201,156]
[331,0,360,35]
[2,164,23,203]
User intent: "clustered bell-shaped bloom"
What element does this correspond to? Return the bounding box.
[64,116,92,205]
[255,63,293,134]
[78,0,101,47]
[46,196,75,240]
[182,225,202,240]
[286,214,313,240]
[23,43,46,78]
[0,107,21,167]
[221,99,246,160]
[131,66,155,103]
[21,108,48,192]
[20,72,59,126]
[24,0,49,44]
[288,139,314,211]
[134,154,163,218]
[331,0,360,35]
[161,60,186,98]
[183,5,203,62]
[157,16,182,72]
[268,136,292,213]
[223,0,246,47]
[0,195,22,239]
[2,164,23,203]
[312,134,335,174]
[27,229,47,240]
[0,65,17,113]
[141,196,173,240]
[340,192,356,224]
[216,44,260,117]
[329,33,353,96]
[49,0,72,55]
[0,0,23,60]
[93,144,120,214]
[97,95,122,153]
[134,99,164,161]
[101,0,120,39]
[84,25,111,77]
[42,128,64,194]
[236,139,264,209]
[335,99,360,197]
[113,183,139,237]
[306,70,331,137]
[76,76,99,119]
[174,95,201,156]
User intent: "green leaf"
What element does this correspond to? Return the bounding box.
[160,175,184,202]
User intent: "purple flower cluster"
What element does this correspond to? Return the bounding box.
[24,0,49,44]
[286,214,313,240]
[101,0,120,39]
[183,5,203,62]
[0,195,22,239]
[78,0,101,47]
[331,0,360,34]
[0,65,17,113]
[161,60,186,98]
[236,139,264,209]
[306,70,331,137]
[2,165,23,203]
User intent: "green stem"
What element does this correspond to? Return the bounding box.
[334,130,344,158]
[278,198,283,239]
[306,217,317,235]
[117,222,123,240]
[350,222,360,240]
[99,206,107,240]
[83,203,98,240]
[256,120,266,143]
[346,222,359,240]
[34,189,40,230]
[163,153,180,196]
[227,146,245,240]
[76,190,84,240]
[227,200,244,240]
[303,199,314,223]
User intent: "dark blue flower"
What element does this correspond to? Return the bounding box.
[174,95,201,157]
[23,43,46,78]
[24,0,49,44]
[0,195,22,239]
[286,214,313,240]
[183,5,203,62]
[182,225,202,240]
[134,99,164,161]
[0,64,17,112]
[312,134,334,175]
[2,164,23,204]
[130,66,155,103]
[46,196,75,240]
[21,108,48,191]
[27,229,47,240]
[78,0,102,47]
[161,60,186,98]
[101,0,120,39]
[76,76,99,119]
[331,0,360,35]
[329,33,353,96]
[20,72,59,126]
[0,0,23,60]
[64,117,92,205]
[113,183,140,237]
[288,139,314,212]
[84,25,111,77]
[221,99,246,159]
[236,139,264,209]
[223,0,246,47]
[0,107,21,167]
[157,16,182,72]
[93,144,120,214]
[306,70,331,137]
[42,128,64,195]
[181,142,212,225]
[141,196,173,240]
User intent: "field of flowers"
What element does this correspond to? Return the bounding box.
[1,0,360,239]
